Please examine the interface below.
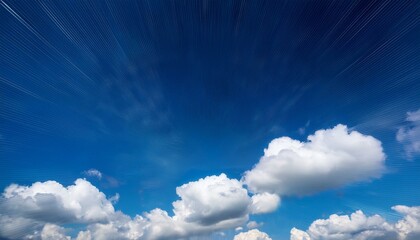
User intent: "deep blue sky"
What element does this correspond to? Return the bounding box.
[1,0,420,239]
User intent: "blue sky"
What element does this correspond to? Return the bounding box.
[1,0,420,239]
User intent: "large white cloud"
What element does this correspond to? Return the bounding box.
[1,178,116,224]
[233,229,272,240]
[173,174,250,225]
[81,174,258,240]
[290,206,420,240]
[140,174,252,239]
[0,179,120,239]
[397,109,420,157]
[243,124,386,196]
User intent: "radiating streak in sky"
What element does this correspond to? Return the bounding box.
[0,0,419,239]
[0,0,418,142]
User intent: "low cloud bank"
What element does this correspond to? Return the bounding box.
[0,124,393,240]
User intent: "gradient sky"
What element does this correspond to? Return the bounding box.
[1,0,420,239]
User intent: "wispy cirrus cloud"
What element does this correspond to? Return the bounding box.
[397,109,420,158]
[83,169,102,180]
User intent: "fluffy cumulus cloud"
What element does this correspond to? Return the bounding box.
[290,228,310,240]
[397,109,420,157]
[250,192,280,214]
[0,178,119,239]
[108,174,253,240]
[0,178,116,224]
[233,229,272,240]
[0,124,391,239]
[78,212,148,240]
[243,124,386,196]
[0,174,254,240]
[305,210,395,240]
[173,174,250,225]
[290,206,420,240]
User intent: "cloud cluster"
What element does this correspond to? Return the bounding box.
[233,229,272,240]
[397,109,420,157]
[243,124,386,196]
[290,206,420,240]
[0,174,253,240]
[0,124,391,239]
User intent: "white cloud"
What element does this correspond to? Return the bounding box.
[109,193,120,204]
[1,178,116,224]
[83,169,103,180]
[243,124,386,196]
[250,192,280,214]
[83,202,249,240]
[173,174,250,225]
[0,178,119,239]
[0,174,254,240]
[407,110,420,122]
[81,213,147,240]
[290,206,420,240]
[393,205,420,239]
[306,210,394,240]
[80,174,257,240]
[138,174,252,239]
[397,109,420,157]
[290,228,310,240]
[298,121,310,135]
[41,223,71,240]
[0,124,392,239]
[233,229,272,240]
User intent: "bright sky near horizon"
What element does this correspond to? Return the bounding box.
[1,0,420,239]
